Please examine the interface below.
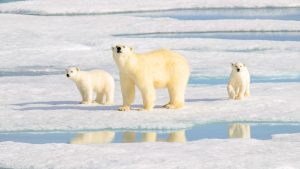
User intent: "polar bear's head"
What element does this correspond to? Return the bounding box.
[112,44,133,55]
[231,62,246,73]
[66,67,80,80]
[112,44,135,67]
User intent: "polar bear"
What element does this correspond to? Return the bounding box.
[112,44,190,111]
[227,62,250,100]
[66,67,114,104]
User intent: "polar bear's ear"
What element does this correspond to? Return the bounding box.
[243,63,246,67]
[76,67,80,72]
[231,63,234,67]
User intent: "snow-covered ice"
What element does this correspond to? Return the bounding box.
[0,0,300,15]
[0,139,300,169]
[1,14,300,77]
[0,0,300,168]
[0,75,300,131]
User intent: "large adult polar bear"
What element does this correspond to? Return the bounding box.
[112,44,190,111]
[227,62,250,100]
[66,67,114,104]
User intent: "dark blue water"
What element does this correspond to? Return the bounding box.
[114,32,300,41]
[1,123,299,144]
[136,8,300,21]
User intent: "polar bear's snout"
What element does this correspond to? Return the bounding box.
[232,62,245,72]
[114,45,122,53]
[65,67,79,79]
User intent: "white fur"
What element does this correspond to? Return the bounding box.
[227,62,250,100]
[66,67,114,104]
[112,44,190,111]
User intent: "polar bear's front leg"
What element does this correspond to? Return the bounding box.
[227,84,235,99]
[236,84,246,100]
[140,85,156,111]
[80,87,93,104]
[119,75,135,111]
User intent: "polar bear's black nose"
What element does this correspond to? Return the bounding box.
[237,68,240,72]
[66,74,70,77]
[116,46,121,53]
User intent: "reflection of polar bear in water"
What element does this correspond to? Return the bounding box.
[112,44,190,111]
[227,62,250,100]
[228,124,251,138]
[70,131,115,144]
[71,130,186,144]
[123,131,187,143]
[66,67,114,104]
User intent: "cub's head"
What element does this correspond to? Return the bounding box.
[231,62,246,73]
[65,67,80,80]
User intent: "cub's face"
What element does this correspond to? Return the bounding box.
[231,62,246,73]
[65,67,80,79]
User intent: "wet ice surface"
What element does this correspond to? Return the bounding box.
[134,8,300,21]
[1,123,300,144]
[114,32,300,41]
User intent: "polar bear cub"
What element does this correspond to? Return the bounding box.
[66,67,114,104]
[112,44,190,111]
[227,62,250,100]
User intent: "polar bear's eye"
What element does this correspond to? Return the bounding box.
[122,46,125,48]
[71,71,73,73]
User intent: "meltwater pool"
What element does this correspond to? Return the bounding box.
[1,122,300,144]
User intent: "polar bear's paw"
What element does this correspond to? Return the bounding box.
[103,102,114,105]
[235,95,244,100]
[92,100,102,104]
[80,101,92,104]
[163,103,183,109]
[118,105,131,111]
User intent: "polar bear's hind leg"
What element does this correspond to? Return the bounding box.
[104,91,114,105]
[164,80,186,109]
[95,92,104,104]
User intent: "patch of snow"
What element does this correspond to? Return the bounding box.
[272,133,300,142]
[0,139,299,169]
